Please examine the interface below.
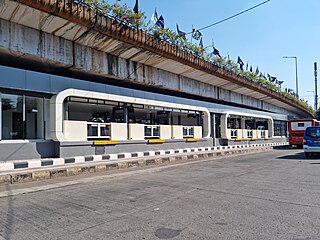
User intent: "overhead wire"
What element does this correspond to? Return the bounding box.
[186,0,271,34]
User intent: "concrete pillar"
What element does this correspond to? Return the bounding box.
[123,104,128,123]
[241,117,246,129]
[221,114,228,139]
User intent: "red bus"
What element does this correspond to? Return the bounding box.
[288,119,320,148]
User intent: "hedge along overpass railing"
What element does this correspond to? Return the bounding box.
[12,0,314,117]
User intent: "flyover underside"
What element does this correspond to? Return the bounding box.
[0,51,283,114]
[0,18,305,117]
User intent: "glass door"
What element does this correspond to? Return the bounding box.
[25,96,44,139]
[1,93,24,140]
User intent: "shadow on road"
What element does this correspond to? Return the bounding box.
[277,151,320,161]
[273,146,300,150]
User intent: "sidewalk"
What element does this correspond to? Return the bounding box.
[0,142,288,185]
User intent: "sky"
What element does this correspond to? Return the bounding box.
[117,0,320,109]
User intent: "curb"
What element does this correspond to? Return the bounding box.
[0,143,287,185]
[0,142,288,173]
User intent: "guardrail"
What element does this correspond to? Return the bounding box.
[247,130,253,138]
[227,129,269,140]
[87,122,111,139]
[230,129,238,139]
[144,125,160,139]
[183,126,194,138]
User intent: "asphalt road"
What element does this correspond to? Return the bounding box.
[1,149,320,240]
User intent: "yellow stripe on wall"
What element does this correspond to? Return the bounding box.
[148,139,165,144]
[186,138,199,142]
[93,140,119,145]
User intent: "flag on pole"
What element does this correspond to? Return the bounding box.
[176,24,186,39]
[213,47,221,58]
[192,28,202,40]
[255,66,259,75]
[237,56,244,70]
[259,72,267,80]
[270,76,277,83]
[211,40,221,58]
[133,0,138,14]
[267,73,271,81]
[155,15,165,28]
[199,37,204,48]
[151,9,159,23]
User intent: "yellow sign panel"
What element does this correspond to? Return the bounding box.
[148,139,165,144]
[93,140,119,145]
[186,138,199,142]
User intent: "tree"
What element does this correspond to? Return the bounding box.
[315,108,320,120]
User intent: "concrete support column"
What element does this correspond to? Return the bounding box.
[241,117,246,129]
[268,119,274,138]
[123,104,128,123]
[212,114,216,139]
[221,114,228,139]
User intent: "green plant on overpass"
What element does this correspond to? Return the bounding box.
[80,0,313,115]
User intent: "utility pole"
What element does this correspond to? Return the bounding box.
[283,56,299,98]
[315,62,318,110]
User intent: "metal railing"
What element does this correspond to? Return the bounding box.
[230,129,238,138]
[87,122,110,139]
[144,125,160,139]
[183,126,194,138]
[247,130,253,138]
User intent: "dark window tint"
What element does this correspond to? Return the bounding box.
[305,128,320,138]
[2,94,24,139]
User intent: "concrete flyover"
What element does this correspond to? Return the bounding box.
[0,0,314,162]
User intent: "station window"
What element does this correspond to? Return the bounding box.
[274,120,288,137]
[227,117,241,129]
[66,98,202,127]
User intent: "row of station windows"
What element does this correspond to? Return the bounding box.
[226,117,269,130]
[66,97,202,126]
[0,93,288,140]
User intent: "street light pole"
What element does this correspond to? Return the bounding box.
[283,56,299,98]
[315,62,318,110]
